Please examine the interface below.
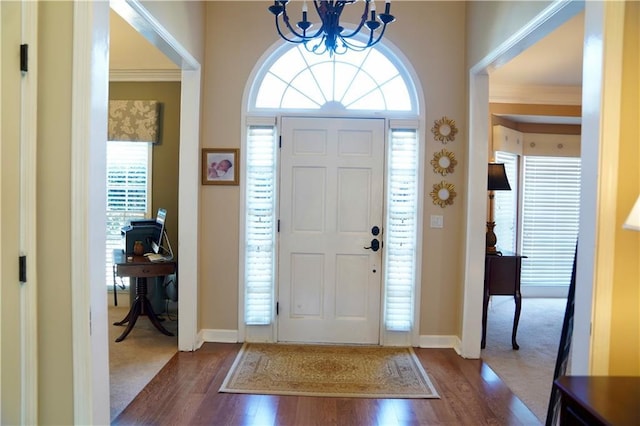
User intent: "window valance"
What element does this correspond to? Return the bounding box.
[108,100,160,143]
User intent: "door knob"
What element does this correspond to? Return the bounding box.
[364,239,380,252]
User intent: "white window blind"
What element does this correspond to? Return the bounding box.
[383,128,419,331]
[244,126,277,325]
[494,151,518,253]
[106,141,151,287]
[521,156,581,288]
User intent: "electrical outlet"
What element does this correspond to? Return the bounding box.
[430,215,443,228]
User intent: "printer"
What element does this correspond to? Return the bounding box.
[120,219,157,255]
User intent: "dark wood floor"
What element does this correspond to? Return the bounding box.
[113,343,541,426]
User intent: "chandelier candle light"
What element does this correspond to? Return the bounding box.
[486,163,512,255]
[268,0,395,56]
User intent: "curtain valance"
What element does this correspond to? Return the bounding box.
[108,100,160,143]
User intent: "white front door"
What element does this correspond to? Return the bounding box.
[278,117,385,344]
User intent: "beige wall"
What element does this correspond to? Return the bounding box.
[609,1,640,375]
[109,82,182,257]
[199,1,467,336]
[37,2,75,422]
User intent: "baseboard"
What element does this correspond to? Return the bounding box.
[197,329,462,352]
[198,329,239,345]
[418,334,461,351]
[521,286,569,298]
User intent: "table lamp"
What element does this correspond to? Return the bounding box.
[487,163,511,254]
[623,195,640,231]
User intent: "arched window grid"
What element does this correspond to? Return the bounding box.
[250,41,417,114]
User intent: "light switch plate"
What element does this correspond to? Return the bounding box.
[430,215,443,228]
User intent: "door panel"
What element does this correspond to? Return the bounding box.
[278,117,385,344]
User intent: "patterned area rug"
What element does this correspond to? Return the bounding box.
[219,343,439,399]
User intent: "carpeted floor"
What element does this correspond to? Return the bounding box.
[481,296,566,423]
[109,303,178,421]
[220,343,439,399]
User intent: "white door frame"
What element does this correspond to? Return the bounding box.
[72,1,202,424]
[462,0,590,364]
[20,2,39,423]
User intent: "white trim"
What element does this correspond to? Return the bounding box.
[521,286,570,298]
[108,1,203,354]
[109,68,181,82]
[198,329,239,344]
[490,83,582,105]
[72,2,110,424]
[463,0,585,360]
[578,0,625,375]
[177,67,201,352]
[418,335,462,351]
[109,0,198,70]
[20,1,38,423]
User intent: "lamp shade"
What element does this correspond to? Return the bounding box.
[488,163,511,191]
[623,196,640,231]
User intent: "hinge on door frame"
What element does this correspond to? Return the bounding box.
[20,44,28,72]
[277,220,280,232]
[279,135,282,148]
[19,255,27,282]
[276,302,279,316]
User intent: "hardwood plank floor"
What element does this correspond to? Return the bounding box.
[113,343,542,426]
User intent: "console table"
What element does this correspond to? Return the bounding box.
[482,251,526,350]
[554,376,640,425]
[112,249,176,342]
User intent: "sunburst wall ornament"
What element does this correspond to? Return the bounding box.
[431,117,458,143]
[430,181,456,208]
[430,149,457,176]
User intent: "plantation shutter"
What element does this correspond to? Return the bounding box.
[494,151,518,253]
[105,141,151,286]
[384,128,419,331]
[521,156,581,288]
[244,125,278,325]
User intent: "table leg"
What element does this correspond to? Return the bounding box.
[113,276,174,342]
[115,300,141,342]
[113,308,132,326]
[481,288,490,349]
[512,291,521,350]
[141,296,174,336]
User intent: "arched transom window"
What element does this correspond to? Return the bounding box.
[252,44,416,113]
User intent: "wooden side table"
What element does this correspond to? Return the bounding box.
[482,251,526,350]
[112,250,177,342]
[554,376,640,425]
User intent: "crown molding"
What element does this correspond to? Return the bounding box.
[109,69,181,82]
[490,84,582,105]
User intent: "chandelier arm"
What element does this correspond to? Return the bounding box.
[279,4,328,42]
[337,3,370,39]
[278,10,312,41]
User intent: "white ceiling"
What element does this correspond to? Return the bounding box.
[490,11,584,88]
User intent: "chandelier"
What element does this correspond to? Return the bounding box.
[268,0,395,56]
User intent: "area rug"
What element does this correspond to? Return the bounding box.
[219,343,439,399]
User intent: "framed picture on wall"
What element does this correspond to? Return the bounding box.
[201,148,239,185]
